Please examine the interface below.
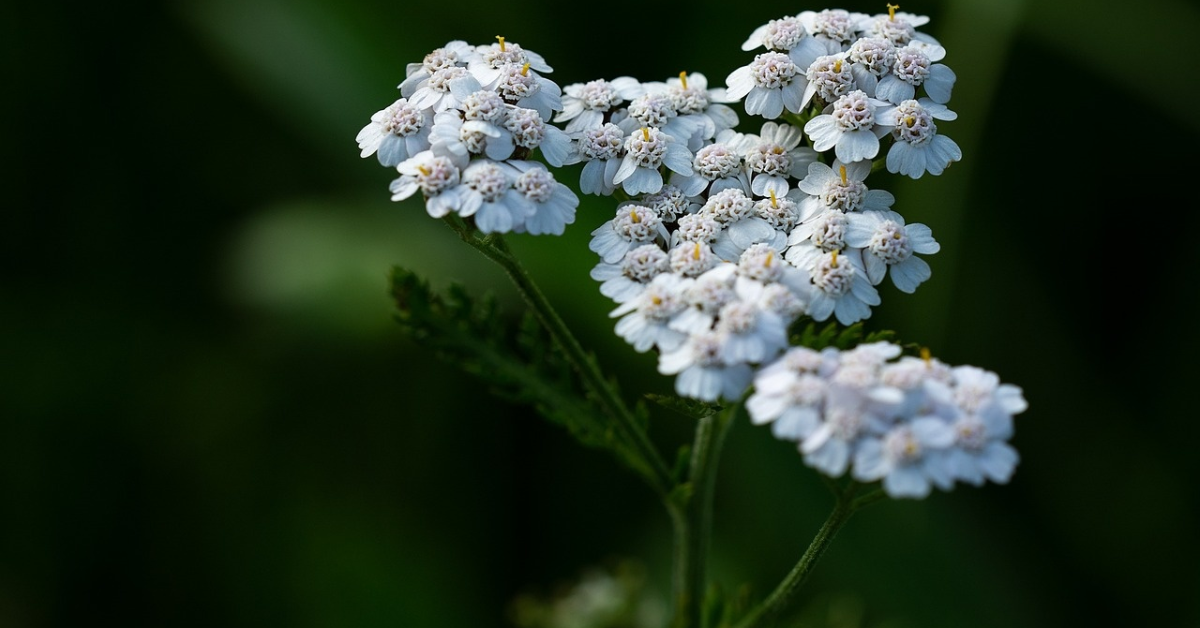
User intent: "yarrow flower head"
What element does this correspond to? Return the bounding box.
[748,343,1027,498]
[360,38,578,235]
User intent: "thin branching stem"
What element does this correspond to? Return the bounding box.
[733,481,881,628]
[670,400,739,628]
[444,216,674,496]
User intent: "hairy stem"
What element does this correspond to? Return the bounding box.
[670,401,738,628]
[733,482,871,628]
[444,217,674,495]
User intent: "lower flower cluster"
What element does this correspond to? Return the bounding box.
[747,342,1026,498]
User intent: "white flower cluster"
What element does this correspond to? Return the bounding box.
[728,6,961,178]
[585,7,958,403]
[357,38,579,235]
[356,8,1028,498]
[747,342,1028,498]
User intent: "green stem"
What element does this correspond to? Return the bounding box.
[443,217,674,496]
[733,482,871,628]
[670,401,738,628]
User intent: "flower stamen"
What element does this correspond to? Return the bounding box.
[521,62,530,76]
[769,189,778,208]
[496,36,506,51]
[831,249,840,268]
[679,71,688,90]
[839,165,847,185]
[887,3,899,20]
[642,127,650,142]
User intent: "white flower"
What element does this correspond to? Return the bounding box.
[493,63,562,121]
[640,184,703,222]
[800,395,870,477]
[714,299,788,364]
[456,159,533,233]
[845,209,939,292]
[503,106,572,167]
[390,151,463,218]
[940,412,1020,487]
[591,243,671,304]
[711,212,786,263]
[857,10,946,61]
[803,90,892,164]
[508,161,578,236]
[754,192,803,234]
[610,273,690,353]
[613,127,693,196]
[658,330,754,401]
[555,77,644,133]
[715,195,803,266]
[673,213,723,247]
[590,204,669,263]
[568,123,626,196]
[668,241,720,278]
[799,249,880,325]
[399,40,472,97]
[747,347,836,440]
[805,53,856,106]
[798,8,871,49]
[669,263,737,336]
[429,108,513,169]
[876,45,956,105]
[741,15,837,67]
[406,66,477,112]
[845,36,895,98]
[656,72,741,144]
[732,244,811,319]
[617,92,702,145]
[852,418,956,498]
[356,98,434,167]
[794,160,895,219]
[928,365,1028,486]
[465,37,553,89]
[725,52,814,119]
[878,98,961,178]
[668,141,748,198]
[728,122,818,197]
[786,207,853,267]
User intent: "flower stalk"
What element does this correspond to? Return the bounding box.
[443,215,675,496]
[669,400,738,628]
[733,481,875,628]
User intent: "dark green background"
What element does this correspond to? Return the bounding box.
[5,0,1198,625]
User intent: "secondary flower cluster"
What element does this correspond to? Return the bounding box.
[747,342,1027,498]
[357,38,579,235]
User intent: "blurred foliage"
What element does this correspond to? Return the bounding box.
[3,0,1199,626]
